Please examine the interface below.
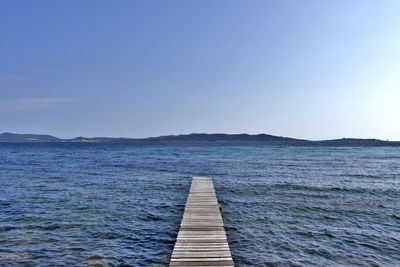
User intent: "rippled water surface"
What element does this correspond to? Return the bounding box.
[0,143,399,266]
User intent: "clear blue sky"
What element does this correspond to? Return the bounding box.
[1,1,399,140]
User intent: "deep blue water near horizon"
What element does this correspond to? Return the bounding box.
[0,142,399,267]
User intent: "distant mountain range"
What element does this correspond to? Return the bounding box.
[0,132,61,142]
[0,132,399,146]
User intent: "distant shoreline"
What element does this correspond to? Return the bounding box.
[1,132,399,146]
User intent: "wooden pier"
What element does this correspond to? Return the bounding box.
[170,177,234,267]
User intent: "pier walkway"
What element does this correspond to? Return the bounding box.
[169,177,234,266]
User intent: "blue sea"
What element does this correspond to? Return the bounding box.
[0,142,399,266]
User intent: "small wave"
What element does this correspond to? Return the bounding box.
[145,213,163,221]
[92,232,123,240]
[0,226,18,232]
[265,260,303,267]
[0,252,30,262]
[272,183,394,195]
[390,214,400,220]
[224,226,239,232]
[70,247,86,252]
[0,200,11,207]
[87,254,115,260]
[25,224,61,231]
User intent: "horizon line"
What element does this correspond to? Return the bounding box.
[0,131,397,142]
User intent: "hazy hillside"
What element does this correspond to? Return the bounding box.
[0,132,61,142]
[1,132,399,146]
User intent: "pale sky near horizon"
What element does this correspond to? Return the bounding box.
[1,1,399,140]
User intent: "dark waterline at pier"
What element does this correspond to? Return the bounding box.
[0,143,399,266]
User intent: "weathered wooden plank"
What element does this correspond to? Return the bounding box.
[169,177,234,267]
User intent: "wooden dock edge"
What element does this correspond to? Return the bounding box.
[169,177,234,267]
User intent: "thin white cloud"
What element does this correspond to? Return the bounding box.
[0,97,77,111]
